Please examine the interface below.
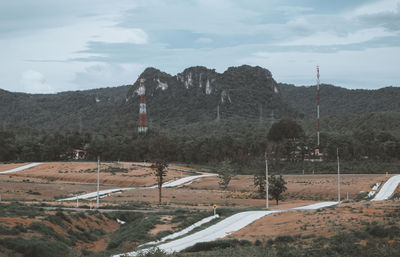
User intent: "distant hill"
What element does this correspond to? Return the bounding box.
[0,65,399,136]
[279,83,400,117]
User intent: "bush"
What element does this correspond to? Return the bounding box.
[45,211,72,227]
[28,222,64,241]
[107,214,158,250]
[182,239,250,252]
[275,235,295,243]
[0,202,43,218]
[367,225,400,238]
[0,224,26,235]
[0,238,70,257]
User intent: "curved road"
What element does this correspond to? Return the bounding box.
[372,174,400,201]
[114,173,400,257]
[114,202,338,257]
[0,163,42,174]
[59,173,217,201]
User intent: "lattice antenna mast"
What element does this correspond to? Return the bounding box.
[316,65,320,148]
[138,78,148,133]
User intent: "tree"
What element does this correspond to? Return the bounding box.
[268,174,287,205]
[151,160,168,203]
[267,119,304,142]
[253,170,266,193]
[217,160,234,190]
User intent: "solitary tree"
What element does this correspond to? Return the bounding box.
[268,174,287,205]
[151,160,168,203]
[217,160,234,190]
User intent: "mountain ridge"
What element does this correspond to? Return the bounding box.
[0,65,399,135]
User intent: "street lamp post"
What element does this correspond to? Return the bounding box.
[337,148,340,207]
[97,156,100,209]
[265,151,269,209]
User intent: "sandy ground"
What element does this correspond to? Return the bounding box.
[185,173,390,200]
[0,162,391,209]
[0,180,119,201]
[109,186,320,210]
[229,200,400,242]
[1,162,188,186]
[0,163,27,172]
[0,162,202,203]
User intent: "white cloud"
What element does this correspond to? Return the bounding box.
[90,24,148,44]
[240,46,400,89]
[350,0,400,17]
[72,63,145,88]
[20,70,54,93]
[196,37,213,44]
[281,28,395,46]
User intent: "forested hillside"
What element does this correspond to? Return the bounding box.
[279,83,400,117]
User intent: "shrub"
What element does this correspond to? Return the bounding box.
[26,190,41,195]
[0,202,43,218]
[107,214,158,250]
[0,224,26,235]
[275,235,295,243]
[182,239,246,252]
[0,238,70,257]
[28,222,64,241]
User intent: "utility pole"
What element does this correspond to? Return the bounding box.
[216,104,220,121]
[316,66,320,149]
[265,151,269,209]
[337,148,340,207]
[97,156,100,209]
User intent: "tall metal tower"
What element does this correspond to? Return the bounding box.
[316,65,320,149]
[138,78,148,133]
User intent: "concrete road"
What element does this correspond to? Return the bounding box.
[114,201,338,257]
[0,163,42,174]
[59,173,217,201]
[372,174,400,201]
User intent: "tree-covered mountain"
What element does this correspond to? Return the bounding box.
[0,65,296,134]
[279,83,400,117]
[0,65,399,136]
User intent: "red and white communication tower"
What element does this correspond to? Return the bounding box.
[138,78,148,133]
[316,65,320,150]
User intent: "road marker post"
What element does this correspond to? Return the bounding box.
[213,204,217,216]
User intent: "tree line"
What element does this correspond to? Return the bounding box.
[1,120,399,172]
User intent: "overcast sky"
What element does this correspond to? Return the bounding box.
[1,0,399,93]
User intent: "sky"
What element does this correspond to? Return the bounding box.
[0,0,399,93]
